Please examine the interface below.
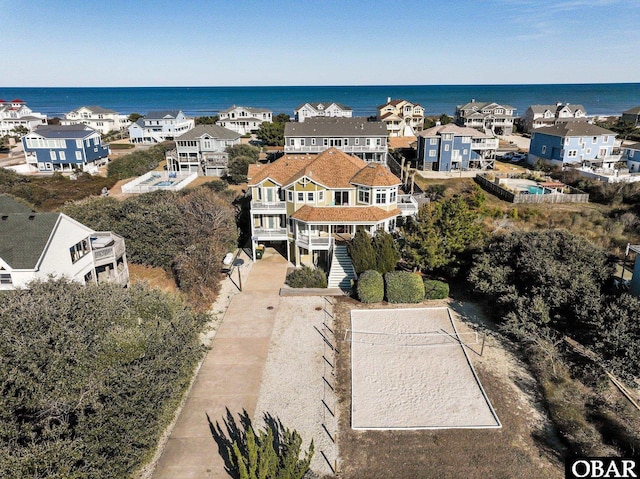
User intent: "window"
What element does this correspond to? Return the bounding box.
[50,151,56,161]
[76,139,82,148]
[375,191,385,204]
[462,136,471,143]
[593,137,597,143]
[318,191,324,202]
[344,138,349,146]
[443,134,452,140]
[355,138,359,145]
[444,145,450,151]
[389,190,396,203]
[358,187,370,203]
[307,192,314,202]
[335,191,348,205]
[69,239,89,263]
[428,150,436,157]
[323,139,328,146]
[603,136,609,143]
[463,149,468,155]
[311,138,316,145]
[430,138,437,145]
[75,151,82,160]
[541,146,547,154]
[288,191,293,201]
[376,138,382,146]
[59,151,66,160]
[301,139,305,146]
[568,150,577,157]
[289,139,294,146]
[0,273,11,285]
[586,148,591,154]
[297,192,304,201]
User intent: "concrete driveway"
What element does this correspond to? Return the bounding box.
[151,248,289,479]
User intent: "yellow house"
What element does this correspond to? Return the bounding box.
[247,148,418,287]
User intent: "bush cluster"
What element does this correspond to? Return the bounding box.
[423,279,449,299]
[384,271,425,304]
[107,142,174,179]
[356,270,384,303]
[348,229,400,274]
[285,266,327,288]
[0,279,207,478]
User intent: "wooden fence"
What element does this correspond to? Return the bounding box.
[474,175,589,204]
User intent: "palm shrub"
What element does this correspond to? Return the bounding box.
[424,279,449,299]
[285,266,327,288]
[384,271,425,304]
[357,270,384,303]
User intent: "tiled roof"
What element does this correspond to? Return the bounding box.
[350,164,401,187]
[248,148,400,189]
[419,124,492,138]
[389,136,417,149]
[0,211,59,269]
[284,117,387,137]
[175,124,239,141]
[291,205,401,223]
[534,122,616,138]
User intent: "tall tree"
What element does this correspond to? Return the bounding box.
[348,228,377,274]
[372,231,400,274]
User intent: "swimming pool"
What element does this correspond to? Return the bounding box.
[155,180,175,187]
[525,185,548,194]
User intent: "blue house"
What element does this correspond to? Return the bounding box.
[22,124,109,173]
[527,122,619,168]
[416,124,498,172]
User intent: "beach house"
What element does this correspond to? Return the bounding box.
[284,117,388,163]
[0,195,129,290]
[165,124,241,176]
[623,142,640,173]
[22,124,109,173]
[61,106,130,135]
[218,106,272,135]
[377,98,425,137]
[247,148,417,287]
[527,122,620,168]
[523,103,587,133]
[455,100,516,135]
[416,124,498,172]
[128,110,195,144]
[622,106,640,128]
[294,102,353,122]
[0,99,47,136]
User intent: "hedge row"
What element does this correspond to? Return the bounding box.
[356,271,449,304]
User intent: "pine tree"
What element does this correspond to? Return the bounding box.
[372,231,400,274]
[348,228,376,274]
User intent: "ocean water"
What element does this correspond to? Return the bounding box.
[0,84,638,118]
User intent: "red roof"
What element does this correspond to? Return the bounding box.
[0,99,6,103]
[11,98,24,103]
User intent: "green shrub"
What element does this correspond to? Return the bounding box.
[357,270,384,303]
[424,279,449,299]
[384,271,425,304]
[107,142,174,179]
[348,228,376,274]
[285,266,327,288]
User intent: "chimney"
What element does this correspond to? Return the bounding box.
[387,97,391,103]
[556,102,562,107]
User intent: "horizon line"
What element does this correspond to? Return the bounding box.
[1,81,639,89]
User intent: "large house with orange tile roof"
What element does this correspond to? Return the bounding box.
[247,148,418,284]
[377,98,425,137]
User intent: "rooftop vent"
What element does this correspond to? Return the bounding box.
[28,215,36,220]
[1,215,8,221]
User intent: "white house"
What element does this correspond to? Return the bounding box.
[0,99,47,136]
[294,102,353,122]
[455,100,516,135]
[165,124,241,176]
[128,110,195,144]
[218,106,272,135]
[523,103,587,133]
[61,106,130,135]
[0,195,129,290]
[377,98,425,137]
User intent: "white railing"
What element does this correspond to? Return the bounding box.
[397,195,419,215]
[284,144,387,153]
[253,228,288,237]
[297,235,333,249]
[472,140,499,150]
[121,171,198,194]
[250,201,286,210]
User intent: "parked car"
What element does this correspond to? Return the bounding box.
[501,152,515,160]
[511,153,527,162]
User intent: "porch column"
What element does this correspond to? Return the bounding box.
[250,214,256,262]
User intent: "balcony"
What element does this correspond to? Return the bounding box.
[397,195,419,216]
[471,139,499,150]
[91,232,126,264]
[250,201,287,211]
[296,234,333,250]
[253,227,288,239]
[284,144,387,154]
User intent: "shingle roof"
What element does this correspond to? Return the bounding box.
[457,100,515,111]
[624,142,640,151]
[31,124,97,139]
[623,106,640,115]
[284,117,387,137]
[350,164,401,187]
[291,205,401,223]
[71,105,117,114]
[285,148,368,188]
[0,195,34,214]
[175,124,240,141]
[145,110,183,119]
[0,212,59,269]
[247,155,314,186]
[418,124,492,138]
[295,102,352,111]
[220,105,271,114]
[528,104,586,114]
[534,122,616,138]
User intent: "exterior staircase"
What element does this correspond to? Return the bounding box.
[328,244,357,290]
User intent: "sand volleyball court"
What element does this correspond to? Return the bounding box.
[350,307,501,430]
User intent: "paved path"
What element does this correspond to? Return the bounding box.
[152,249,289,479]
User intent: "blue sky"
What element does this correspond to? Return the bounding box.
[1,0,638,86]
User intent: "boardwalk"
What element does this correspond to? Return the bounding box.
[152,249,289,479]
